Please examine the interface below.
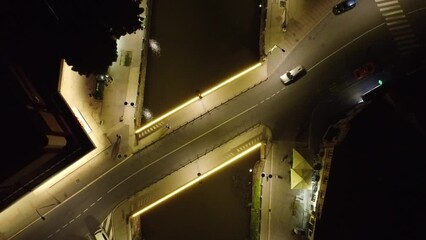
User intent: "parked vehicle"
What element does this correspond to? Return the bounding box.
[353,62,375,80]
[280,65,305,85]
[332,0,357,15]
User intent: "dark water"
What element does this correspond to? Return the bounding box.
[143,0,261,117]
[140,150,259,240]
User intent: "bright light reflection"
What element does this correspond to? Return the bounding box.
[148,39,161,55]
[201,63,261,97]
[131,142,262,218]
[135,62,261,134]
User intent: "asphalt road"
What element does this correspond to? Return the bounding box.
[8,1,426,239]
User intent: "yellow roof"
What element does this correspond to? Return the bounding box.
[290,149,312,189]
[292,148,312,170]
[290,168,312,189]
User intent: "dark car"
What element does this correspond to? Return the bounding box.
[333,0,357,15]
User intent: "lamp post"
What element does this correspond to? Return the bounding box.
[196,89,202,99]
[36,209,46,221]
[274,45,286,53]
[266,45,285,56]
[263,45,285,62]
[35,199,60,221]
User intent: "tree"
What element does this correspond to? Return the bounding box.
[95,0,145,38]
[60,22,118,76]
[52,0,144,76]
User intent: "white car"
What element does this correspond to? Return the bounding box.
[280,65,305,85]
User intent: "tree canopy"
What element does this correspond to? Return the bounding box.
[53,0,145,76]
[60,22,118,76]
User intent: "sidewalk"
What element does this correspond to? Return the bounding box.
[262,1,337,239]
[265,0,337,74]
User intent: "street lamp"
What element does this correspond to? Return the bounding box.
[268,45,285,54]
[35,200,60,221]
[36,209,46,221]
[273,45,286,53]
[264,45,285,60]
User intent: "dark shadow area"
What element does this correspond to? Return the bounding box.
[0,0,94,211]
[315,67,426,240]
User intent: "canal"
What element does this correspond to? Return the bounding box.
[142,0,261,119]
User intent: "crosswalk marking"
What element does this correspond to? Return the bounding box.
[390,28,412,35]
[393,34,416,41]
[385,19,407,26]
[398,44,419,51]
[100,213,114,240]
[388,24,410,31]
[376,0,420,56]
[379,5,401,12]
[395,39,417,46]
[385,14,405,21]
[377,0,398,7]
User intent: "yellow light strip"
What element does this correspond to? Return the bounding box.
[135,62,261,134]
[135,96,199,134]
[201,62,261,97]
[131,142,262,218]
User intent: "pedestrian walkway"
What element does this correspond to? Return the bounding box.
[265,0,337,74]
[259,141,295,240]
[374,0,420,56]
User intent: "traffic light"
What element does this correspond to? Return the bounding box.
[378,79,383,85]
